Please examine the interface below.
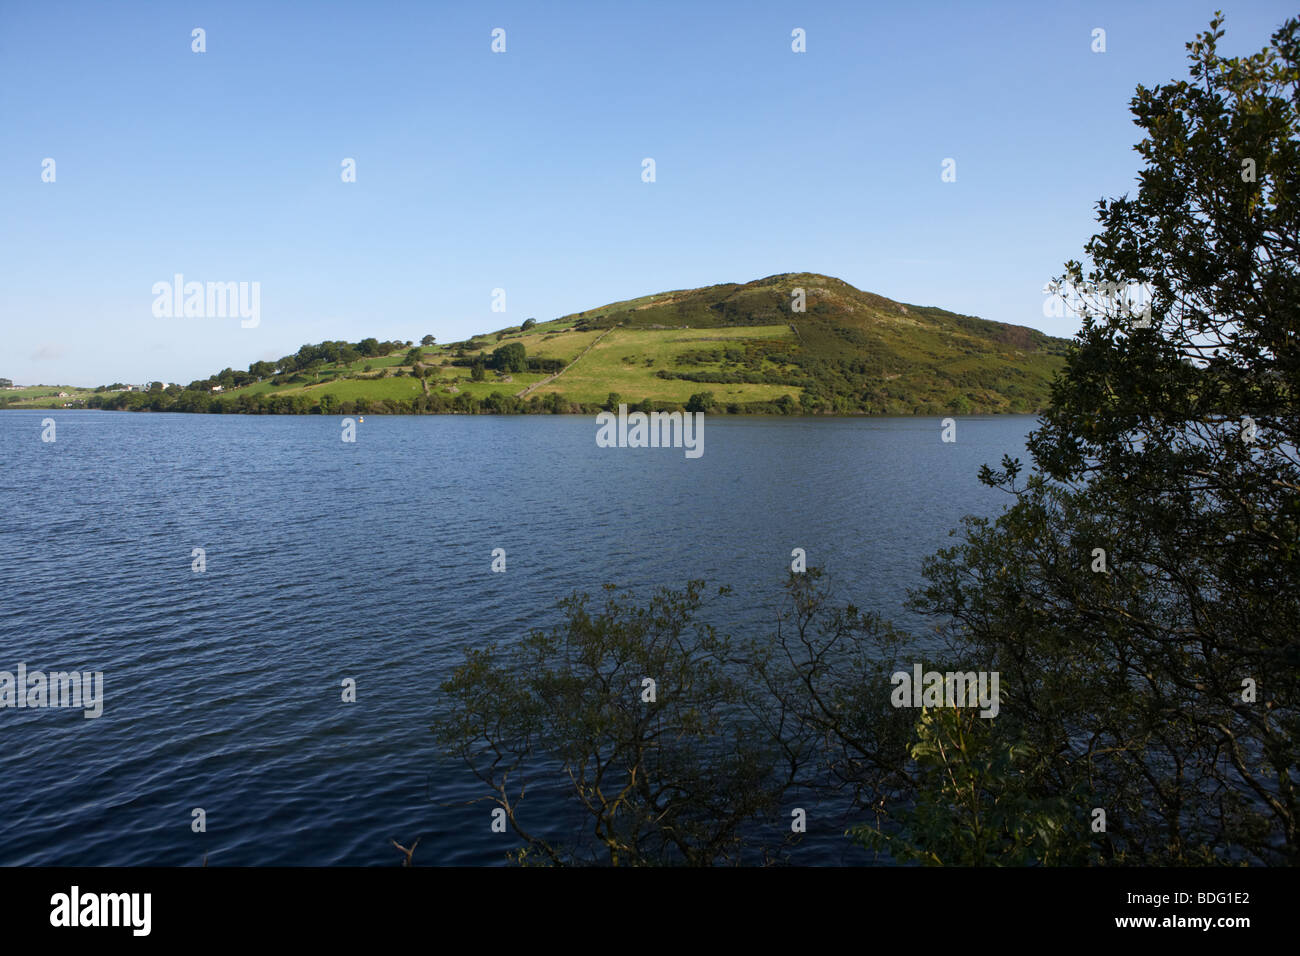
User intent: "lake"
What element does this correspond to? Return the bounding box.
[0,411,1035,865]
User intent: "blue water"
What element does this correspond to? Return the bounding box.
[0,411,1034,865]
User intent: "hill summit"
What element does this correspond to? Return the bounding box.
[554,272,1070,414]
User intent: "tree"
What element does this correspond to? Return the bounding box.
[912,15,1300,864]
[436,582,801,865]
[435,566,999,867]
[520,318,536,332]
[685,392,714,413]
[850,706,1089,866]
[606,392,621,411]
[405,347,423,366]
[491,342,527,373]
[421,335,436,346]
[470,359,486,382]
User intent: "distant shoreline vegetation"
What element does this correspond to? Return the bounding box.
[57,392,1047,417]
[4,388,1048,417]
[2,273,1072,417]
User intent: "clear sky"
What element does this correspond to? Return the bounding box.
[1,0,1294,386]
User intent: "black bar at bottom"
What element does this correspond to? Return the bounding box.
[0,865,1276,942]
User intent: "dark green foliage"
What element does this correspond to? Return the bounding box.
[491,342,527,373]
[526,357,565,373]
[911,14,1300,864]
[850,706,1091,866]
[436,581,805,866]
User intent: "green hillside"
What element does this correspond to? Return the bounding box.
[551,272,1070,414]
[0,385,96,409]
[29,273,1071,416]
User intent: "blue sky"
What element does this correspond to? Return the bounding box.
[1,0,1294,386]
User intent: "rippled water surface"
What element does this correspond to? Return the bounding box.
[0,411,1034,865]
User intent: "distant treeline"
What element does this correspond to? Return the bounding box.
[83,337,416,397]
[83,389,803,416]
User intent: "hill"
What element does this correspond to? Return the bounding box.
[14,273,1071,416]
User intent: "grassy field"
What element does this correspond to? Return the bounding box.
[0,386,96,409]
[524,325,800,405]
